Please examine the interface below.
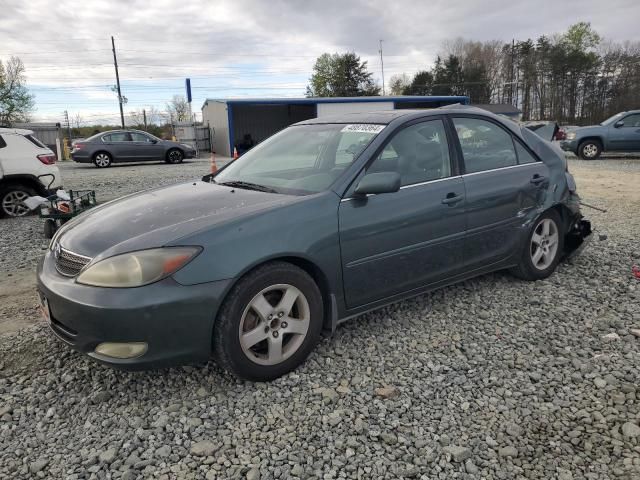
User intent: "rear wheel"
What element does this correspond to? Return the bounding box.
[166,149,184,164]
[578,140,601,160]
[93,152,112,168]
[0,184,36,218]
[511,210,564,281]
[213,262,323,381]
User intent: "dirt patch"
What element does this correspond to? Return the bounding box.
[0,269,42,336]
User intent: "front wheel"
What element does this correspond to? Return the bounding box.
[511,210,564,281]
[166,149,184,164]
[213,262,323,381]
[578,140,601,160]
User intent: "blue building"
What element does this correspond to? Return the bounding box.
[201,95,469,156]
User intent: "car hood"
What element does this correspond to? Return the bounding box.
[573,125,605,136]
[57,182,298,259]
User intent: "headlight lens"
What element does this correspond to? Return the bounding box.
[76,247,201,288]
[565,132,576,140]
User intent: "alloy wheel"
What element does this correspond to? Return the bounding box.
[2,190,30,217]
[238,284,310,366]
[168,150,183,163]
[530,218,559,270]
[582,144,598,158]
[95,153,111,167]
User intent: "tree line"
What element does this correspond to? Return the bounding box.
[308,22,639,125]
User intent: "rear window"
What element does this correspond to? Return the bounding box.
[24,134,47,149]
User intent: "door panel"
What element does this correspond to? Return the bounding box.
[607,114,640,151]
[102,132,132,161]
[339,177,466,308]
[463,163,549,267]
[130,133,165,160]
[451,116,550,268]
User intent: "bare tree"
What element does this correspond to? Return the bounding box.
[166,95,189,122]
[0,56,34,125]
[389,73,411,95]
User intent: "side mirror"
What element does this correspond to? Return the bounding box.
[150,139,158,144]
[354,172,401,196]
[614,120,624,128]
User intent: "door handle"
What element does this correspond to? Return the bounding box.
[441,192,464,205]
[530,174,546,185]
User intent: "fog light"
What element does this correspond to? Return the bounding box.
[94,342,148,359]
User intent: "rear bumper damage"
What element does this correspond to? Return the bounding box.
[564,218,592,260]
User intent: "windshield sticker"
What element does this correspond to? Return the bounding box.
[341,124,385,134]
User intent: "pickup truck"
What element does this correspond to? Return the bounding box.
[560,110,640,159]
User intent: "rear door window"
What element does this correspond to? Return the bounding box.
[131,132,154,142]
[452,117,517,173]
[0,135,6,148]
[24,134,47,149]
[104,132,131,142]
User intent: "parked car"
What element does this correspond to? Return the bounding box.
[0,127,61,217]
[522,120,563,142]
[71,129,197,167]
[38,106,591,381]
[560,110,640,159]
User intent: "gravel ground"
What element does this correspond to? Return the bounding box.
[1,157,639,479]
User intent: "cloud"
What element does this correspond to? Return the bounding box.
[0,0,638,121]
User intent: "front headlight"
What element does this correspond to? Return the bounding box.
[181,143,193,149]
[565,132,576,140]
[76,247,201,288]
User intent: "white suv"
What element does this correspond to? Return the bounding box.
[0,128,62,217]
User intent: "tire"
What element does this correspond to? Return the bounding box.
[93,152,112,168]
[166,149,184,164]
[511,210,564,281]
[213,261,323,381]
[44,219,57,239]
[0,184,36,218]
[578,140,601,160]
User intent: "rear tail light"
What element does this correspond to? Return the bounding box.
[73,143,84,150]
[37,154,57,165]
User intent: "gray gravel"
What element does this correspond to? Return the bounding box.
[1,157,639,479]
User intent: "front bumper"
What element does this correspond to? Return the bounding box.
[559,139,579,153]
[37,251,231,369]
[184,149,196,159]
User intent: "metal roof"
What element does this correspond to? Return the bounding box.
[203,95,469,110]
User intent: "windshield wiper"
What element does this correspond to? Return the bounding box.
[219,180,279,194]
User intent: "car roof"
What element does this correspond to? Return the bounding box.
[294,104,502,126]
[0,127,34,135]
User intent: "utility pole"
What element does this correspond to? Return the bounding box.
[379,39,385,96]
[111,36,125,128]
[143,109,147,130]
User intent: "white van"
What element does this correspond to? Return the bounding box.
[0,128,62,217]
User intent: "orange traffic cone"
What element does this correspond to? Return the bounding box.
[210,151,218,174]
[233,147,239,160]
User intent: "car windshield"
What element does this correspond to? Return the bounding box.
[214,123,385,195]
[600,112,625,126]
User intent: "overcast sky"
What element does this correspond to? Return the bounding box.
[1,0,638,124]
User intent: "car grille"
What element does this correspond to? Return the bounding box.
[55,247,92,277]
